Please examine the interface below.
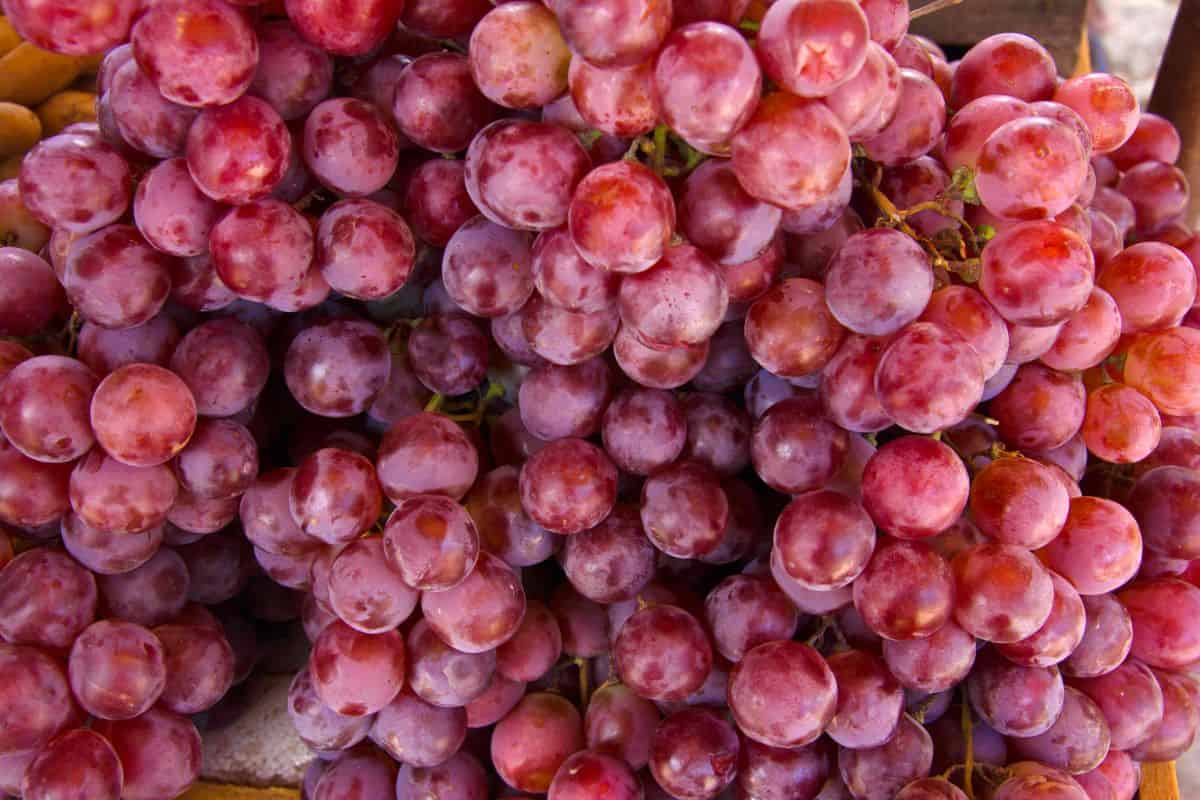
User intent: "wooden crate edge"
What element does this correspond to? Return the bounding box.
[180,782,300,800]
[1141,761,1180,800]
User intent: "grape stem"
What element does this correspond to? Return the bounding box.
[737,19,760,32]
[910,0,965,20]
[424,394,444,414]
[574,657,591,708]
[651,124,669,177]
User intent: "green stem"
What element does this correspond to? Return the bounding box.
[424,394,444,414]
[651,124,668,177]
[737,19,760,32]
[961,693,976,800]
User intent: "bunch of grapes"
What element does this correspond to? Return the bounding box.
[1,0,1199,799]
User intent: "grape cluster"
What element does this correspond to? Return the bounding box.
[0,1,1198,800]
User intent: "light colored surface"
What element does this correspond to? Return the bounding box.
[1092,0,1179,101]
[200,675,311,789]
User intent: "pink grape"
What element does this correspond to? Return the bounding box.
[108,60,197,159]
[874,322,985,434]
[976,118,1089,220]
[421,552,526,653]
[568,160,676,274]
[547,0,671,69]
[728,640,837,748]
[757,0,870,98]
[862,69,946,166]
[1054,73,1140,154]
[249,21,334,121]
[852,538,955,641]
[392,53,498,154]
[310,621,405,717]
[469,2,570,109]
[284,0,403,56]
[18,132,131,233]
[92,708,200,800]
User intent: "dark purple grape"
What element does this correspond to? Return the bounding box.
[285,318,391,418]
[649,707,739,800]
[392,53,498,154]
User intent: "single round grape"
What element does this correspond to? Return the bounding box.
[1130,669,1200,763]
[398,0,487,36]
[148,623,233,715]
[1130,465,1200,560]
[952,542,1055,643]
[677,159,781,267]
[895,778,969,800]
[875,322,986,433]
[824,649,904,749]
[558,506,653,603]
[612,324,710,389]
[440,216,535,318]
[168,254,237,312]
[951,33,1056,106]
[531,226,620,313]
[395,751,487,800]
[942,95,1032,173]
[649,707,739,800]
[773,489,875,590]
[18,132,131,233]
[88,364,196,468]
[861,435,968,540]
[919,285,1010,380]
[383,494,479,592]
[61,511,162,576]
[62,224,173,330]
[732,92,851,210]
[1118,160,1190,236]
[184,94,293,205]
[861,69,946,166]
[1072,659,1164,750]
[1124,326,1200,417]
[209,199,316,306]
[404,161,477,249]
[0,249,62,341]
[284,0,402,55]
[325,536,417,634]
[1136,426,1200,477]
[825,228,934,337]
[967,649,1065,737]
[568,160,675,274]
[1081,382,1162,464]
[982,221,1097,330]
[71,451,178,536]
[703,574,799,664]
[881,621,977,693]
[583,683,659,771]
[639,460,729,559]
[757,0,869,98]
[720,232,785,306]
[548,0,670,69]
[520,294,619,366]
[601,388,686,476]
[377,412,478,503]
[1112,112,1181,170]
[825,41,903,140]
[285,318,390,418]
[91,708,200,800]
[1117,577,1200,669]
[0,356,96,464]
[727,640,836,748]
[677,393,748,477]
[310,621,405,717]
[1007,685,1111,774]
[750,398,846,494]
[468,2,569,109]
[745,278,846,378]
[408,313,490,396]
[131,0,257,107]
[492,692,584,794]
[108,59,197,159]
[248,20,333,121]
[1041,287,1123,371]
[618,244,728,348]
[20,727,123,800]
[287,667,372,751]
[569,57,660,141]
[0,178,50,253]
[314,199,414,301]
[852,538,955,641]
[290,447,382,545]
[969,457,1070,549]
[496,600,562,683]
[816,334,891,432]
[0,433,74,528]
[240,469,322,556]
[170,319,270,419]
[991,363,1087,451]
[0,548,94,651]
[976,118,1088,220]
[1054,73,1139,154]
[519,438,617,535]
[838,714,933,800]
[392,53,497,154]
[654,21,761,153]
[465,120,590,234]
[1039,496,1142,595]
[370,688,467,767]
[612,603,712,702]
[1098,242,1196,335]
[301,98,399,197]
[548,749,640,800]
[173,419,257,500]
[421,552,526,653]
[77,315,180,380]
[736,738,831,800]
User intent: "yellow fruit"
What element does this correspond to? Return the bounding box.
[0,42,86,106]
[0,155,21,182]
[36,90,97,136]
[0,178,51,252]
[0,102,41,159]
[0,16,21,58]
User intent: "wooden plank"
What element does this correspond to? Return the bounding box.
[1149,0,1200,229]
[908,0,1089,76]
[180,783,299,800]
[1141,761,1181,800]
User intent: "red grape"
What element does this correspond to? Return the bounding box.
[1054,73,1139,155]
[284,0,403,55]
[383,494,479,591]
[421,552,526,653]
[677,159,782,267]
[63,224,173,330]
[968,648,1064,737]
[774,489,875,590]
[469,2,570,109]
[1039,496,1142,595]
[1072,659,1163,750]
[825,228,934,337]
[18,132,131,233]
[649,707,739,800]
[942,95,1032,172]
[953,542,1055,643]
[862,69,946,166]
[568,160,675,274]
[613,604,712,702]
[547,0,670,69]
[1041,287,1123,371]
[1118,161,1190,236]
[852,538,955,640]
[20,728,123,800]
[0,355,96,464]
[108,60,197,159]
[758,0,869,98]
[728,640,837,747]
[371,689,467,767]
[301,98,399,197]
[881,621,977,693]
[1118,577,1200,669]
[612,323,710,389]
[969,457,1070,549]
[826,42,902,140]
[1081,382,1162,464]
[89,363,196,468]
[990,363,1087,451]
[491,692,584,793]
[392,53,497,154]
[310,621,405,716]
[951,33,1057,107]
[395,751,487,800]
[249,21,333,121]
[92,708,200,800]
[519,438,617,535]
[838,714,933,800]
